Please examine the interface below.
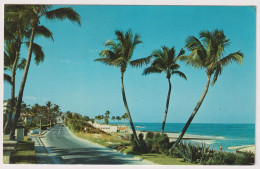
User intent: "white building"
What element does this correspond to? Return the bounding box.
[92,122,130,133]
[56,116,64,124]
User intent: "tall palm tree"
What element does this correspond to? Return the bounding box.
[169,29,243,151]
[105,110,110,125]
[46,101,53,126]
[95,29,143,146]
[3,42,26,134]
[10,5,81,139]
[4,5,43,134]
[111,116,116,123]
[116,116,121,127]
[142,46,187,135]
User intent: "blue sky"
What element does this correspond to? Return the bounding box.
[4,5,255,123]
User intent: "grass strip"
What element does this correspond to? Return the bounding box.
[11,141,37,164]
[71,129,192,165]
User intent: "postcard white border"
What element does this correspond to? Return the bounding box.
[0,0,259,169]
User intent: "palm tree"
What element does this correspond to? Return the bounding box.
[105,110,110,125]
[116,116,121,127]
[111,116,116,124]
[45,101,53,126]
[3,42,26,134]
[52,104,60,124]
[142,46,187,135]
[95,29,143,146]
[10,5,81,139]
[4,5,45,134]
[169,29,243,151]
[121,112,129,127]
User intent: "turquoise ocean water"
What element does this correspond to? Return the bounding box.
[129,123,255,151]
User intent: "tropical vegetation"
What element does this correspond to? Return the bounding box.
[140,46,187,135]
[169,30,243,151]
[4,5,81,139]
[3,4,249,166]
[95,29,144,147]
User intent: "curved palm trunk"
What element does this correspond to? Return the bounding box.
[169,75,211,151]
[10,27,35,139]
[160,77,172,135]
[121,71,141,147]
[4,50,19,134]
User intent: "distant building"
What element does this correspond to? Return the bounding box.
[20,113,33,124]
[56,116,64,124]
[92,123,130,133]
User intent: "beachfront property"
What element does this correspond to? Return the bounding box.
[56,116,64,124]
[228,145,255,154]
[92,122,130,133]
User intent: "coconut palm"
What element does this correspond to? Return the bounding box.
[10,5,81,139]
[4,5,44,134]
[116,116,121,127]
[143,46,187,135]
[3,42,26,134]
[111,116,116,123]
[105,110,110,125]
[95,29,143,146]
[169,29,243,151]
[121,112,129,127]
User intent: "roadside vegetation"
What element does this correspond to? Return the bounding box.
[65,112,254,165]
[11,141,37,164]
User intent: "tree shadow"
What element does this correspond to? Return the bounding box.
[47,146,143,164]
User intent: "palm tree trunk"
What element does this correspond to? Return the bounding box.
[161,77,172,135]
[9,27,35,140]
[120,71,141,147]
[169,75,211,151]
[4,49,19,134]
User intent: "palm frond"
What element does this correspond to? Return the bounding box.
[33,26,54,41]
[185,36,207,63]
[218,51,243,66]
[143,66,162,75]
[45,7,81,26]
[94,58,118,66]
[4,74,12,85]
[99,49,118,60]
[112,57,125,66]
[17,58,27,70]
[171,71,187,80]
[104,40,116,48]
[169,63,180,70]
[25,42,44,65]
[212,64,222,85]
[130,55,153,68]
[177,48,185,58]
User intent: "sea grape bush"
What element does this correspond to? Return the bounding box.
[130,132,254,165]
[131,132,171,154]
[173,142,254,165]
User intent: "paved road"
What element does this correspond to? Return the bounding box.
[37,124,154,165]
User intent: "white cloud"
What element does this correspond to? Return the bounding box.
[60,59,71,63]
[88,49,99,53]
[24,96,37,101]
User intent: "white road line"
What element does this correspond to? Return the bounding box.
[58,125,61,135]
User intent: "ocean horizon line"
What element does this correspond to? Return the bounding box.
[112,122,255,125]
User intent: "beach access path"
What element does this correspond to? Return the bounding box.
[33,124,154,164]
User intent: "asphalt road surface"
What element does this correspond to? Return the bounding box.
[39,124,154,165]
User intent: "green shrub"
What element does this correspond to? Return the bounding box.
[235,152,254,165]
[173,142,214,164]
[146,132,154,139]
